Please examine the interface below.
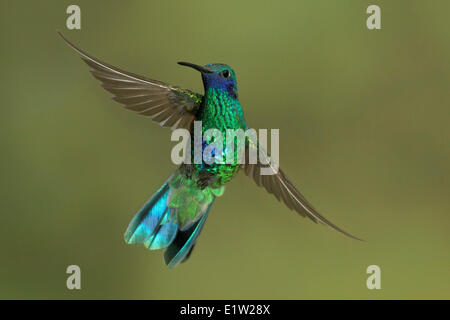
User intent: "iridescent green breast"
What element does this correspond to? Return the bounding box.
[192,88,247,186]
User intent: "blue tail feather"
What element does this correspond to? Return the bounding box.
[124,172,216,267]
[124,179,178,250]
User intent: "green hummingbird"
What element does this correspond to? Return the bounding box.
[59,33,360,268]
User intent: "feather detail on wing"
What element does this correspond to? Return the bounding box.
[59,32,202,130]
[242,134,362,241]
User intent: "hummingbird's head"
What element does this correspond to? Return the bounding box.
[177,62,238,99]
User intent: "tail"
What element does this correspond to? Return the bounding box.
[164,202,213,268]
[124,171,223,268]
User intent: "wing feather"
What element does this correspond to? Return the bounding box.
[59,32,202,130]
[242,135,362,240]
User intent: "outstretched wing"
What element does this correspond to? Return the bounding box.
[242,135,362,240]
[59,32,202,130]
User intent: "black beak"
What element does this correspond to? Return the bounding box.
[178,61,213,73]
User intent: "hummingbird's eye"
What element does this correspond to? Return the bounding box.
[221,70,230,79]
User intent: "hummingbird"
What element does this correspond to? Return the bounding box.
[59,33,361,268]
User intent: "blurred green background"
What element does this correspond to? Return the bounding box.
[1,0,449,299]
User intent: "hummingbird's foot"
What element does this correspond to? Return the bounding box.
[197,174,215,190]
[182,163,194,179]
